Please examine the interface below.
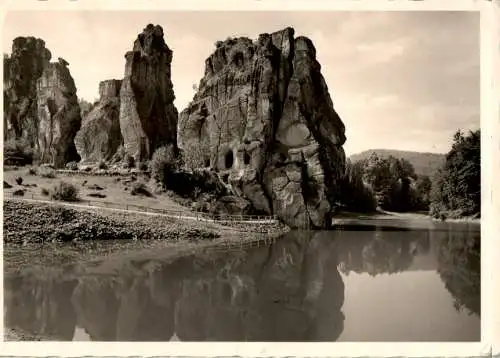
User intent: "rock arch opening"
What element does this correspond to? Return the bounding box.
[225,150,234,169]
[243,151,251,165]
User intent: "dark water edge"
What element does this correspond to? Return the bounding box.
[3,218,480,342]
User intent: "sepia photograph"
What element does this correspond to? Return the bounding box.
[0,0,490,353]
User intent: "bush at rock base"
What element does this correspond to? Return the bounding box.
[38,167,57,178]
[130,182,152,197]
[3,138,34,166]
[66,161,79,170]
[150,144,180,185]
[50,181,79,202]
[98,160,108,170]
[12,189,25,196]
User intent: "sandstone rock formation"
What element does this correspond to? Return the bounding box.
[4,37,82,167]
[119,24,178,162]
[36,59,82,167]
[178,27,346,229]
[75,80,123,163]
[3,37,51,145]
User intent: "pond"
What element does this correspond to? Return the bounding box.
[4,218,480,342]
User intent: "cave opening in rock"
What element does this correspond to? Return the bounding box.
[205,158,210,167]
[225,150,234,169]
[233,52,244,67]
[243,151,251,165]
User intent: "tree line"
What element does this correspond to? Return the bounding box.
[338,129,480,219]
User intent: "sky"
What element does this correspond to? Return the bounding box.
[2,11,480,156]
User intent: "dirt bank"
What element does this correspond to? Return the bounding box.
[3,200,288,271]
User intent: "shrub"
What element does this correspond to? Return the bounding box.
[38,167,57,178]
[123,155,135,169]
[138,161,149,171]
[15,177,23,185]
[87,184,105,191]
[4,138,33,165]
[41,187,50,196]
[12,189,25,196]
[66,161,79,170]
[27,167,37,175]
[150,144,180,185]
[130,182,152,197]
[98,160,108,170]
[4,181,13,189]
[50,181,79,202]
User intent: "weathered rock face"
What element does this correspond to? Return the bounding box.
[4,37,82,168]
[36,58,82,167]
[178,27,346,229]
[75,80,123,163]
[119,24,178,162]
[3,37,51,145]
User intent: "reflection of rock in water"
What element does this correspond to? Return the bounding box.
[5,231,346,341]
[437,228,480,317]
[172,230,345,341]
[4,272,78,340]
[71,277,121,341]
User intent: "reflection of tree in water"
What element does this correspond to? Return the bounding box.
[4,232,345,342]
[437,227,480,317]
[336,226,431,276]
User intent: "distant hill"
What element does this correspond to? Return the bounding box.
[349,149,445,178]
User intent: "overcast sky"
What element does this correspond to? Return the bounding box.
[2,11,479,156]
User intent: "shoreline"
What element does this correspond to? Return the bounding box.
[3,200,288,272]
[333,209,480,225]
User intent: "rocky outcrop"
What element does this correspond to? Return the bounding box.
[178,27,346,229]
[119,24,178,162]
[3,37,51,145]
[75,80,123,163]
[3,37,82,168]
[36,58,82,167]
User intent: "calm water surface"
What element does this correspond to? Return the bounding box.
[4,218,480,341]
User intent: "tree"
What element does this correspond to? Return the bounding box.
[338,159,376,212]
[360,154,418,211]
[150,144,180,187]
[415,175,432,210]
[430,130,480,218]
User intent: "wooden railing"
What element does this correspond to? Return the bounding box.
[4,192,281,226]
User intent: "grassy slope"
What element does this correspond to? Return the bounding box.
[349,149,445,177]
[3,167,187,212]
